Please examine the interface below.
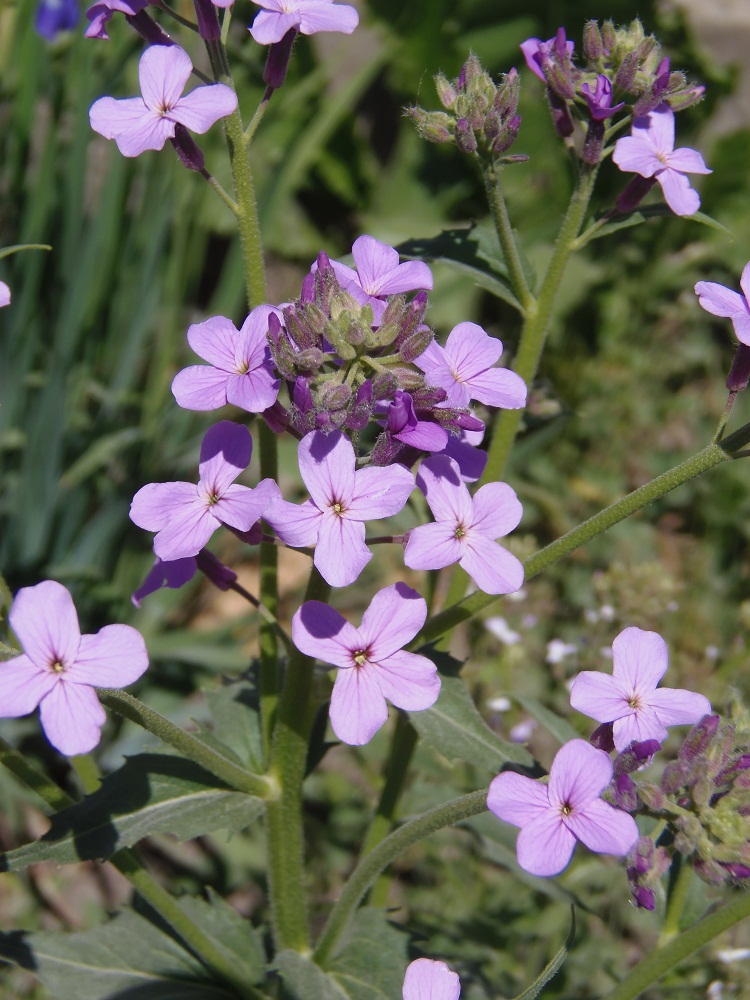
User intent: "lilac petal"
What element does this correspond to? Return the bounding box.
[465,367,527,409]
[565,797,638,857]
[139,45,192,111]
[417,456,473,523]
[460,535,524,595]
[249,10,298,43]
[487,770,550,828]
[328,259,359,290]
[298,431,355,511]
[297,1,358,36]
[351,236,399,292]
[347,464,414,520]
[130,481,197,531]
[359,583,426,658]
[226,369,281,413]
[395,419,449,451]
[329,662,388,745]
[642,106,675,154]
[732,314,750,346]
[650,687,712,727]
[403,522,465,571]
[0,281,10,308]
[115,114,175,156]
[10,581,81,669]
[198,421,252,493]
[172,366,231,410]
[612,135,659,177]
[739,262,750,305]
[132,558,197,606]
[153,500,218,560]
[212,483,271,531]
[402,958,460,1000]
[375,650,440,711]
[519,39,546,82]
[442,433,487,482]
[667,147,711,174]
[549,740,612,809]
[0,655,57,717]
[315,512,371,586]
[187,316,239,370]
[471,482,523,538]
[74,625,149,687]
[612,709,668,751]
[89,96,148,141]
[171,84,238,133]
[445,322,503,377]
[569,671,629,723]
[657,169,700,216]
[291,600,359,669]
[376,259,433,295]
[612,626,668,694]
[516,809,577,876]
[39,682,107,756]
[694,281,746,319]
[237,305,279,369]
[264,497,320,547]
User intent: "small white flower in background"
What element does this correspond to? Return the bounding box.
[486,695,512,713]
[545,638,577,665]
[485,617,521,645]
[509,718,537,743]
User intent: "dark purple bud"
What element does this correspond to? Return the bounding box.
[300,272,316,304]
[614,51,639,92]
[678,714,721,762]
[230,523,265,545]
[614,739,661,775]
[727,345,750,393]
[346,380,373,430]
[370,431,404,466]
[263,28,297,90]
[581,119,605,165]
[613,773,638,812]
[615,175,657,214]
[547,89,575,137]
[661,759,691,794]
[261,400,290,434]
[193,0,220,40]
[452,411,485,432]
[590,722,615,752]
[387,390,416,435]
[320,382,352,412]
[127,9,173,45]
[582,21,604,60]
[196,549,238,588]
[293,376,313,413]
[170,124,206,172]
[371,371,399,400]
[490,115,522,155]
[399,326,434,363]
[494,68,520,118]
[722,863,750,879]
[455,118,478,154]
[628,837,655,875]
[132,557,197,607]
[693,858,728,886]
[632,886,656,910]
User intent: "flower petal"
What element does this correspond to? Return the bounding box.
[641,105,675,155]
[139,44,192,111]
[470,482,523,538]
[569,671,631,724]
[153,500,218,560]
[416,455,474,524]
[694,281,746,319]
[187,315,239,370]
[657,168,700,216]
[565,797,638,857]
[402,959,460,1000]
[516,808,577,877]
[171,83,238,134]
[39,681,107,756]
[445,322,503,378]
[314,511,371,586]
[198,421,252,494]
[130,482,197,532]
[612,709,668,751]
[298,431,355,510]
[264,497,320,547]
[667,147,711,175]
[463,367,527,409]
[612,135,660,177]
[487,769,550,828]
[10,581,81,669]
[460,535,524,595]
[403,521,465,571]
[0,655,57,717]
[249,10,297,44]
[348,463,415,520]
[611,626,668,694]
[90,96,148,141]
[171,365,231,410]
[359,583,426,657]
[114,114,175,156]
[74,625,149,687]
[649,687,712,728]
[548,739,612,809]
[351,236,399,293]
[292,600,358,669]
[329,662,388,745]
[374,650,440,711]
[297,1,359,37]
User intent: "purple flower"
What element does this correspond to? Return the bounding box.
[0,282,10,308]
[580,75,624,121]
[570,626,712,752]
[249,0,358,45]
[612,105,711,217]
[520,31,574,83]
[131,550,238,606]
[414,322,527,410]
[404,455,524,595]
[292,583,439,745]
[172,305,281,412]
[327,235,433,325]
[85,0,147,39]
[386,390,448,451]
[0,581,148,756]
[89,45,237,157]
[264,430,414,587]
[130,421,280,561]
[440,423,487,482]
[35,0,79,40]
[695,261,750,346]
[487,739,639,876]
[402,958,460,1000]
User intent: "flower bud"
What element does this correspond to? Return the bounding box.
[613,773,638,811]
[264,28,297,90]
[170,125,205,172]
[679,714,721,763]
[583,20,604,60]
[590,722,615,752]
[615,175,657,214]
[196,549,238,589]
[632,886,655,909]
[193,0,220,40]
[455,118,478,154]
[434,72,457,109]
[614,51,639,92]
[407,107,454,144]
[601,20,617,53]
[399,326,434,363]
[319,382,352,412]
[726,345,750,393]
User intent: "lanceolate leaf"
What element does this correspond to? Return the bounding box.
[510,906,575,1000]
[0,753,262,871]
[409,674,533,769]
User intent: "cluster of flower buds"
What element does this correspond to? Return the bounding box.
[636,715,750,888]
[626,835,672,910]
[407,53,524,160]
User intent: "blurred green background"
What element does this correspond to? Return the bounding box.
[2,0,750,996]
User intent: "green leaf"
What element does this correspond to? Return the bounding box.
[510,906,575,1000]
[396,227,527,310]
[0,905,236,999]
[176,890,265,987]
[575,213,646,247]
[409,674,533,769]
[275,951,348,1000]
[205,672,264,773]
[511,694,580,747]
[0,753,262,870]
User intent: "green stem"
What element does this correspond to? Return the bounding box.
[202,171,239,215]
[313,789,488,966]
[482,166,599,485]
[265,568,331,953]
[224,105,267,308]
[660,855,693,943]
[97,689,274,798]
[483,161,534,313]
[601,888,750,1000]
[0,737,74,811]
[414,440,731,647]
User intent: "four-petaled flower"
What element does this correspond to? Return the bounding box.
[172,305,281,412]
[580,75,624,121]
[519,30,574,83]
[264,430,414,587]
[328,235,433,324]
[89,45,238,157]
[402,958,461,1000]
[695,261,750,346]
[130,421,280,561]
[404,455,524,595]
[0,581,149,756]
[385,389,448,452]
[249,0,358,45]
[612,104,711,217]
[414,322,527,410]
[487,739,639,876]
[570,626,711,751]
[292,583,440,745]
